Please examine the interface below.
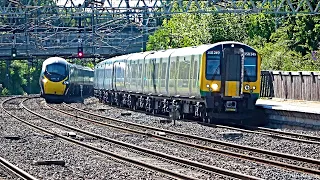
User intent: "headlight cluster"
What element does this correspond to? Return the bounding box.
[63,81,70,85]
[244,84,256,91]
[244,84,250,90]
[206,83,219,91]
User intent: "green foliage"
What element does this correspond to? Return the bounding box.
[147,2,212,50]
[1,88,10,96]
[147,7,320,72]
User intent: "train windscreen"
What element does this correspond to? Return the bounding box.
[44,63,68,82]
[244,54,257,82]
[206,51,221,80]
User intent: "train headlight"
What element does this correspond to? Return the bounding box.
[244,84,250,90]
[63,81,69,85]
[42,79,48,83]
[206,84,210,88]
[252,86,256,90]
[211,83,218,91]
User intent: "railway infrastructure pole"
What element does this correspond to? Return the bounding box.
[80,85,83,99]
[142,7,148,52]
[5,60,10,90]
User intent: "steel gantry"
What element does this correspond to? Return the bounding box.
[0,0,319,60]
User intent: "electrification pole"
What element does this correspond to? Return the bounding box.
[142,7,148,52]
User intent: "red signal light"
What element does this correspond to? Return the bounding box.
[77,47,83,58]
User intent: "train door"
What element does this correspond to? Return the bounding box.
[221,47,244,97]
[113,61,126,91]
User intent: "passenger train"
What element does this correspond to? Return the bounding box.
[94,41,265,125]
[39,57,94,103]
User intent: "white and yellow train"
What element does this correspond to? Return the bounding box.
[94,41,265,125]
[39,57,94,103]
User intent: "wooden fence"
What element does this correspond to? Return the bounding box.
[260,71,320,101]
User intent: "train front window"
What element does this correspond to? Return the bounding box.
[206,54,220,80]
[244,56,257,82]
[45,63,67,77]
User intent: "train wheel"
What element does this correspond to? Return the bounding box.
[201,112,208,123]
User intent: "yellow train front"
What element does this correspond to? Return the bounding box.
[39,57,94,103]
[200,42,263,125]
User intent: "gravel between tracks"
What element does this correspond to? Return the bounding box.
[36,98,320,180]
[0,97,172,180]
[266,123,320,136]
[26,98,232,179]
[78,98,320,160]
[0,165,15,180]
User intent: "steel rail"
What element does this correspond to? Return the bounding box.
[48,103,320,175]
[0,97,197,180]
[257,126,320,141]
[0,157,38,180]
[20,98,261,180]
[93,102,320,145]
[63,103,320,165]
[202,123,320,145]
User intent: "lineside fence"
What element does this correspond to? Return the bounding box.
[260,71,320,101]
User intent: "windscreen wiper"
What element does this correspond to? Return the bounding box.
[210,65,220,80]
[49,72,65,76]
[244,69,252,82]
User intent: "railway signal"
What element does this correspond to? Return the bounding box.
[78,47,83,58]
[11,48,17,58]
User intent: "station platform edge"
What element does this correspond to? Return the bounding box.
[256,98,320,115]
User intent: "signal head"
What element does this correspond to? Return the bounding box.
[77,47,83,58]
[11,48,17,58]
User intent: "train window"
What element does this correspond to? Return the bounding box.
[193,56,199,87]
[154,62,159,84]
[178,57,190,79]
[138,63,142,78]
[170,61,176,79]
[161,62,166,79]
[244,56,257,82]
[132,62,136,78]
[206,55,220,79]
[45,63,67,77]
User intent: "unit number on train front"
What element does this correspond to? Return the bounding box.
[207,51,220,55]
[244,52,257,56]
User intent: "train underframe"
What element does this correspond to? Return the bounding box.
[41,84,94,103]
[94,89,267,126]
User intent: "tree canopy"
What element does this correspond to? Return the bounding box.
[147,2,320,72]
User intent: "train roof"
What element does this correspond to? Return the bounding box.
[95,41,257,68]
[43,57,93,71]
[69,63,94,71]
[43,57,68,66]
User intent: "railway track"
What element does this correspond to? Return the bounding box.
[0,156,37,180]
[49,101,320,176]
[86,99,320,145]
[201,122,320,145]
[104,104,320,145]
[2,96,260,180]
